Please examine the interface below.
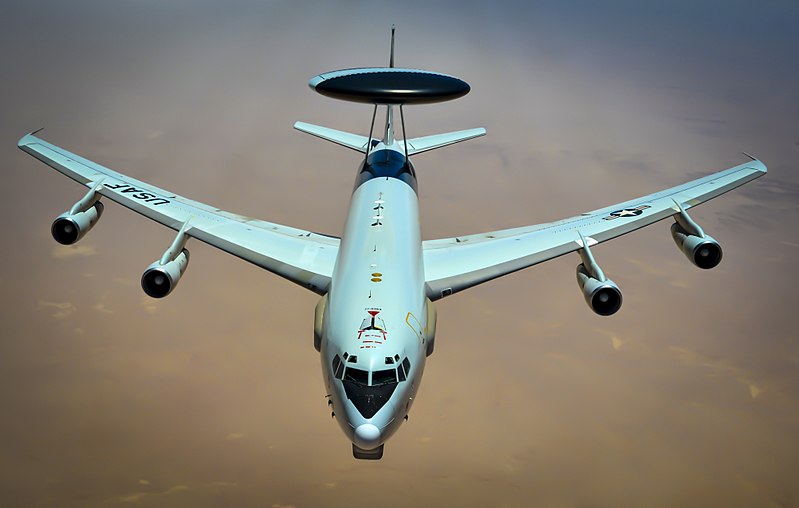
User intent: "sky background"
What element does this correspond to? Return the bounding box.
[1,1,798,506]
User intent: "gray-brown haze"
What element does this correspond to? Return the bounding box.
[1,1,797,507]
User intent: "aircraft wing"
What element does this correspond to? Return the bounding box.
[18,132,339,295]
[422,159,767,300]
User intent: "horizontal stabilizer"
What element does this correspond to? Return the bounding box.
[405,128,486,155]
[294,122,370,153]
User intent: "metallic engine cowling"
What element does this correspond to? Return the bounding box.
[576,264,623,316]
[670,222,723,269]
[141,249,190,298]
[51,202,104,245]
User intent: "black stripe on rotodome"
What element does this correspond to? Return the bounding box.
[316,71,470,105]
[354,149,418,193]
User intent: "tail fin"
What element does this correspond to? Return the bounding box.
[296,26,486,156]
[293,122,370,153]
[389,25,396,68]
[405,128,486,155]
[294,121,485,155]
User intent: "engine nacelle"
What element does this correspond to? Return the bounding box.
[141,248,190,298]
[51,202,104,245]
[576,264,623,316]
[670,222,723,269]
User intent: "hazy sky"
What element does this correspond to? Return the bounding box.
[1,1,798,507]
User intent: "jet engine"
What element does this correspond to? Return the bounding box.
[52,182,105,245]
[141,249,190,298]
[141,220,192,298]
[574,233,622,316]
[669,202,722,269]
[670,223,722,269]
[52,202,104,245]
[576,264,623,316]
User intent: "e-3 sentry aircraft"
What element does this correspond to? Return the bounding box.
[18,32,766,460]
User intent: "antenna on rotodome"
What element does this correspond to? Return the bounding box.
[389,25,396,68]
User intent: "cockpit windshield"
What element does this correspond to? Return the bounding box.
[334,355,413,418]
[344,367,369,385]
[331,354,411,386]
[371,369,397,386]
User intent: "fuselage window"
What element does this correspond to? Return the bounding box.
[344,367,369,385]
[372,369,397,386]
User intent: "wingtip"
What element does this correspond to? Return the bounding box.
[741,152,767,174]
[17,128,44,148]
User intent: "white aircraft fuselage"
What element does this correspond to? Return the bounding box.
[321,140,428,458]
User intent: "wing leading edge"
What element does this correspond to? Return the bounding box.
[18,133,339,294]
[423,159,767,300]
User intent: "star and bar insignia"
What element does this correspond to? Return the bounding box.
[603,205,651,221]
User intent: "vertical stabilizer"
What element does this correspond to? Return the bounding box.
[383,105,394,145]
[384,26,397,145]
[389,25,396,68]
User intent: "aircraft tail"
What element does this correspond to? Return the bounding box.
[294,121,485,156]
[293,122,371,153]
[296,26,486,156]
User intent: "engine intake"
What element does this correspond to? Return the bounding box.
[51,202,104,245]
[576,264,623,316]
[670,222,722,269]
[141,249,190,298]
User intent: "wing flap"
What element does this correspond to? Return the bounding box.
[423,160,766,300]
[18,133,339,294]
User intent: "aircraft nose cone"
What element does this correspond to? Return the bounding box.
[354,424,381,450]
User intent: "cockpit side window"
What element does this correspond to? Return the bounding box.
[397,364,407,382]
[402,357,411,376]
[332,355,345,379]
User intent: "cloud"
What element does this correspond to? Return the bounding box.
[667,346,765,400]
[206,481,237,488]
[109,484,189,504]
[225,432,244,441]
[38,300,77,319]
[140,295,157,315]
[51,244,97,259]
[93,302,115,314]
